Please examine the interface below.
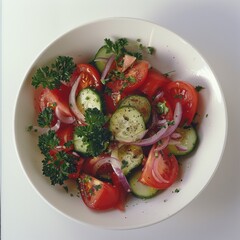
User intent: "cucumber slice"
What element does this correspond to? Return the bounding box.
[167,126,198,156]
[73,134,88,155]
[117,144,144,176]
[129,169,159,199]
[93,46,113,73]
[76,87,102,114]
[119,95,151,123]
[109,106,146,142]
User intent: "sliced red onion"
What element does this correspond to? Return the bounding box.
[161,102,182,138]
[175,144,188,152]
[100,55,115,82]
[68,75,85,124]
[171,132,182,140]
[154,136,170,152]
[55,106,75,124]
[92,156,131,192]
[129,122,168,146]
[152,153,169,184]
[153,90,164,104]
[30,120,61,134]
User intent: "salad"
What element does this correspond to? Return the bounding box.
[29,38,200,211]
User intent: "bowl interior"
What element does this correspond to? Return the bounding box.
[14,18,227,229]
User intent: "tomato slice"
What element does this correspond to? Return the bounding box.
[139,145,179,189]
[103,91,127,114]
[56,124,74,150]
[139,68,171,99]
[123,60,149,92]
[76,63,102,93]
[164,81,198,125]
[106,60,149,93]
[35,85,73,117]
[79,173,120,210]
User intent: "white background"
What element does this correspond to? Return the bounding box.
[2,0,240,239]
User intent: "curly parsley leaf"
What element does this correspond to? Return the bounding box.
[74,108,111,157]
[37,107,54,127]
[32,56,76,89]
[104,38,128,57]
[38,130,60,155]
[42,151,78,185]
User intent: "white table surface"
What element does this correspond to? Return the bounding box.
[2,0,240,239]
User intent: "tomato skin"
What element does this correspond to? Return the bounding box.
[139,68,171,99]
[140,145,179,189]
[35,85,73,117]
[103,91,127,114]
[106,60,149,93]
[56,124,74,150]
[164,81,198,125]
[76,63,102,93]
[123,60,149,92]
[79,173,120,210]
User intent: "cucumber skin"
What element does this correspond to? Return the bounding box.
[76,87,103,114]
[129,169,159,199]
[119,95,151,123]
[117,144,144,176]
[93,46,112,73]
[168,126,198,156]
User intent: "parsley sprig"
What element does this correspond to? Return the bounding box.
[74,108,111,157]
[32,56,76,89]
[37,107,54,128]
[42,150,78,185]
[38,130,79,185]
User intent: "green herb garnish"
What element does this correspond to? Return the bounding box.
[32,56,76,89]
[74,108,111,157]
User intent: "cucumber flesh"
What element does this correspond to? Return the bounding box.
[76,87,102,114]
[93,46,113,73]
[109,106,146,142]
[129,169,159,199]
[119,95,151,123]
[167,126,198,156]
[73,134,88,155]
[117,144,144,176]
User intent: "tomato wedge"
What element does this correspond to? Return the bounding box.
[35,85,73,117]
[106,60,149,93]
[164,81,198,125]
[139,68,171,99]
[139,145,179,189]
[79,173,120,210]
[75,63,102,92]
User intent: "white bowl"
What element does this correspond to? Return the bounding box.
[14,17,227,229]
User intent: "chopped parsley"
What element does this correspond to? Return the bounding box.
[32,56,76,89]
[74,108,111,157]
[195,85,205,92]
[37,107,54,128]
[156,101,169,115]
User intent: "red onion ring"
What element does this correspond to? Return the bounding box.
[100,55,115,82]
[152,155,170,184]
[154,136,170,152]
[30,120,61,134]
[55,106,75,124]
[128,122,168,146]
[68,75,85,124]
[161,102,182,138]
[92,156,131,192]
